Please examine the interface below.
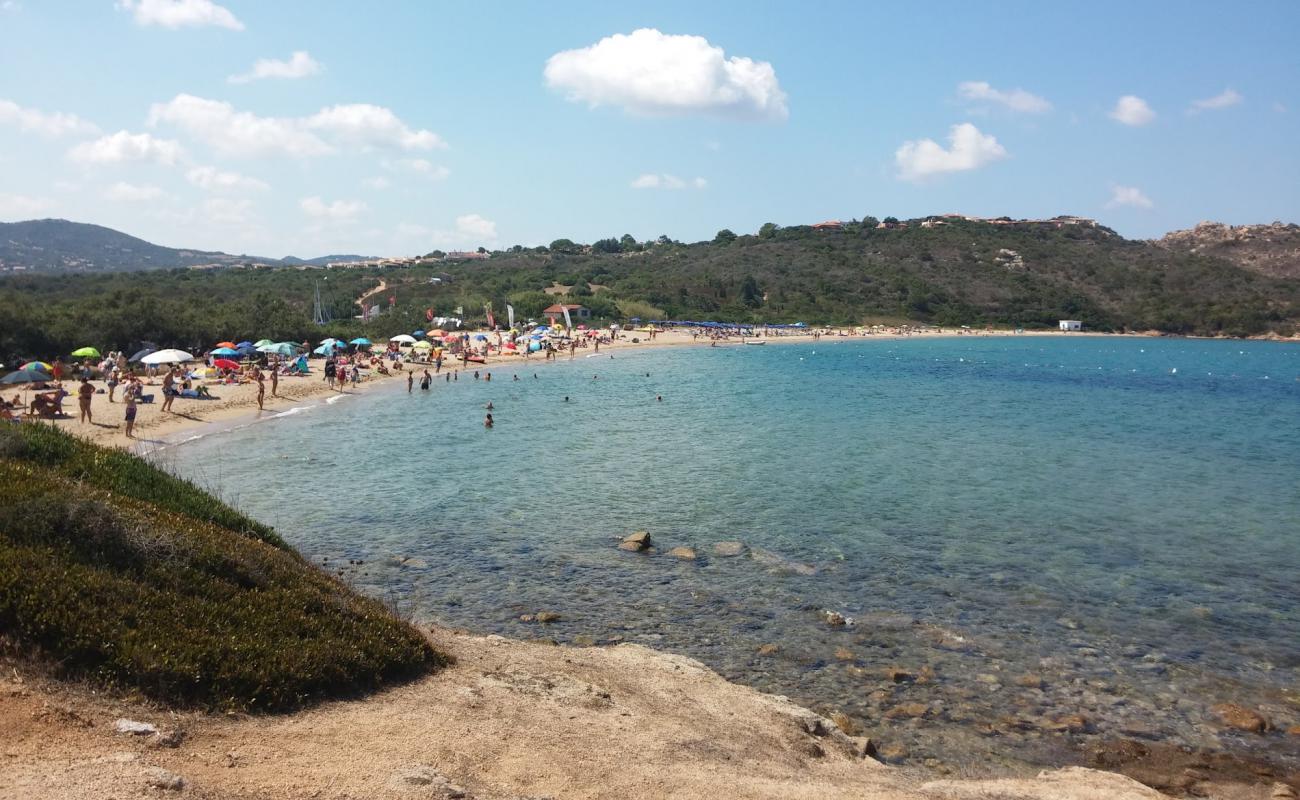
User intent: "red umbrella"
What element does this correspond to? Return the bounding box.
[212,358,241,370]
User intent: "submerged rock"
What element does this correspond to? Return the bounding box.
[818,609,850,627]
[712,541,745,557]
[535,612,561,624]
[667,546,697,561]
[619,531,651,552]
[1211,703,1270,733]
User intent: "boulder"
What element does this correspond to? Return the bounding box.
[818,609,849,627]
[886,668,916,684]
[145,768,185,791]
[829,710,858,736]
[1015,673,1045,689]
[1211,703,1270,734]
[619,531,651,552]
[113,719,158,736]
[883,703,929,720]
[712,541,745,557]
[667,546,697,561]
[535,611,561,624]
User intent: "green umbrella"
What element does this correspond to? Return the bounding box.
[71,346,100,358]
[253,339,274,347]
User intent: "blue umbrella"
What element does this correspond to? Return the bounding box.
[312,344,335,356]
[235,341,253,348]
[259,342,297,356]
[349,337,372,346]
[210,347,240,356]
[1,366,52,385]
[474,334,488,340]
[236,344,258,356]
[413,330,426,338]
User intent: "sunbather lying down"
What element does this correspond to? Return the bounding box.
[179,386,216,399]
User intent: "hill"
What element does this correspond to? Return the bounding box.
[279,254,377,267]
[0,424,446,711]
[1156,221,1300,280]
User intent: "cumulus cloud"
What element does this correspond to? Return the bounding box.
[67,130,184,165]
[455,213,496,241]
[104,181,166,201]
[300,196,366,221]
[630,173,707,189]
[1188,88,1242,114]
[146,95,445,158]
[0,192,52,218]
[228,51,323,84]
[149,94,331,158]
[1109,95,1156,126]
[1106,185,1153,209]
[116,0,243,30]
[957,81,1051,113]
[185,165,269,191]
[0,99,99,137]
[894,123,1007,182]
[386,158,450,180]
[305,104,445,150]
[544,28,788,121]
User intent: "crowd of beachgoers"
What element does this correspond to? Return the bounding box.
[0,322,1021,449]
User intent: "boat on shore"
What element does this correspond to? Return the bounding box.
[743,340,766,345]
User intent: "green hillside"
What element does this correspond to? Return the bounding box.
[0,424,446,711]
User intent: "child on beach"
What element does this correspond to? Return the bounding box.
[123,379,138,438]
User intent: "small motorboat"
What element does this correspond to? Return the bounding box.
[743,340,767,345]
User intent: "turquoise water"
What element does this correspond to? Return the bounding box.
[165,336,1300,771]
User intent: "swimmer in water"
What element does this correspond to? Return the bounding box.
[485,401,494,410]
[484,413,493,428]
[657,395,662,402]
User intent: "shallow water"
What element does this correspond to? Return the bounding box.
[165,336,1300,772]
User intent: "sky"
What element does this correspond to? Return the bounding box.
[1,0,1298,257]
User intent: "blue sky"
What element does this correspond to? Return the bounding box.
[1,0,1297,257]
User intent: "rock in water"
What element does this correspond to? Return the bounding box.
[619,531,651,552]
[818,609,849,627]
[667,546,697,560]
[1210,703,1270,733]
[535,611,561,624]
[756,643,779,656]
[712,541,745,557]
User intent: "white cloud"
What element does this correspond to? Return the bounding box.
[103,181,166,201]
[67,130,184,165]
[306,104,445,150]
[147,95,444,158]
[1109,95,1156,126]
[203,196,253,224]
[957,81,1051,113]
[894,122,1007,182]
[544,28,788,121]
[0,192,51,218]
[362,176,391,190]
[1106,184,1153,209]
[1188,88,1242,113]
[300,196,366,221]
[0,99,99,137]
[455,213,496,241]
[185,165,269,191]
[228,51,323,84]
[149,94,332,158]
[630,173,707,190]
[116,0,243,30]
[387,158,450,180]
[1,2,22,12]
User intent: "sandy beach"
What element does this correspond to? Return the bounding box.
[20,327,1144,452]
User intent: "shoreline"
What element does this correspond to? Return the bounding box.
[31,327,1295,455]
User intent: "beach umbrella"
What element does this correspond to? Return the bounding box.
[474,334,488,341]
[390,334,417,344]
[1,367,52,384]
[413,330,426,338]
[411,340,433,350]
[215,341,237,349]
[128,347,156,363]
[254,339,275,347]
[141,349,194,365]
[349,337,372,346]
[210,347,240,356]
[71,346,100,358]
[20,361,52,373]
[318,337,339,346]
[235,341,253,348]
[429,329,446,337]
[212,358,241,370]
[258,342,297,356]
[236,344,258,356]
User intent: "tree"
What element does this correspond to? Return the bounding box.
[862,216,879,228]
[655,235,673,246]
[619,233,641,252]
[592,238,622,254]
[476,246,487,254]
[740,275,763,307]
[549,238,579,255]
[759,222,779,239]
[882,216,899,225]
[714,229,738,245]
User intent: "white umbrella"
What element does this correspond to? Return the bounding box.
[389,334,417,344]
[140,349,194,365]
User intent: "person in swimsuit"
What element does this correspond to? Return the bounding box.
[254,368,265,410]
[77,377,94,423]
[484,413,494,428]
[123,379,138,438]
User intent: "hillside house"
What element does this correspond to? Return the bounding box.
[1059,320,1083,332]
[543,303,591,324]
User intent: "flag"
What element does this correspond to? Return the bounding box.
[562,306,573,331]
[426,308,434,322]
[506,304,515,329]
[485,303,496,330]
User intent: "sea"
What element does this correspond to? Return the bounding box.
[160,335,1300,773]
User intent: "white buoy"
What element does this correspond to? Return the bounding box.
[1171,368,1177,374]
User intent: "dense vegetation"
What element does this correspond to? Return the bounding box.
[1,218,1295,363]
[0,424,446,710]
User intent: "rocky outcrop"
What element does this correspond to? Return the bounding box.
[1156,221,1300,279]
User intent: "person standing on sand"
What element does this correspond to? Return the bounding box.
[325,357,336,389]
[123,379,138,438]
[77,376,94,423]
[270,366,279,397]
[161,367,177,412]
[253,368,265,410]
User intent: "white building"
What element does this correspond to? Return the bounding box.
[1059,320,1083,332]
